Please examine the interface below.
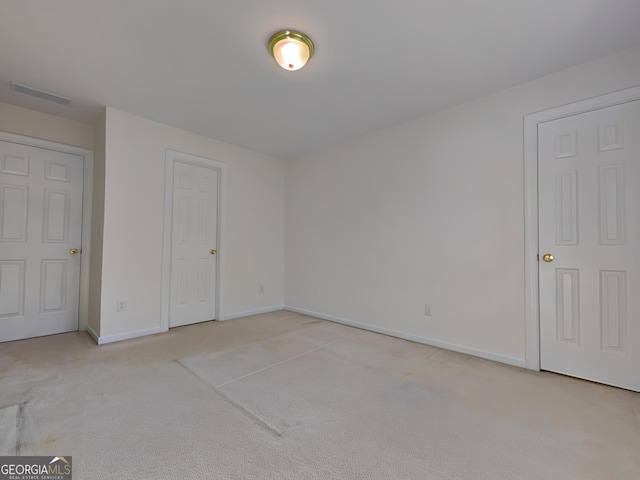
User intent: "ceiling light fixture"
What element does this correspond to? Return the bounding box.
[268,30,314,71]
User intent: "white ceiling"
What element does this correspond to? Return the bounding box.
[1,0,640,159]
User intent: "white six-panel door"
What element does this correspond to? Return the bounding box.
[0,141,83,342]
[169,161,218,328]
[538,100,640,391]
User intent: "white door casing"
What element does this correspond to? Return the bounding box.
[524,87,640,390]
[0,139,86,342]
[538,100,639,391]
[161,151,226,330]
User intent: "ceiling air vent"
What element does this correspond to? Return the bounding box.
[10,82,71,105]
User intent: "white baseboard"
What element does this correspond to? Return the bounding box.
[94,327,162,345]
[87,306,285,344]
[86,325,99,344]
[284,306,526,368]
[224,305,285,321]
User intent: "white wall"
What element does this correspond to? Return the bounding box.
[88,109,106,336]
[285,44,640,366]
[0,102,93,149]
[99,108,284,338]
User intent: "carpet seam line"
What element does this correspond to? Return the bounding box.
[173,359,283,438]
[15,402,26,456]
[213,333,357,389]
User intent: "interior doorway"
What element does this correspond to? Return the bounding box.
[524,86,640,391]
[0,131,93,342]
[161,150,226,331]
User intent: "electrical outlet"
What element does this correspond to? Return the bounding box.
[258,285,264,294]
[117,300,127,312]
[424,303,432,316]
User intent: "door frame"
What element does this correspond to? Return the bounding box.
[161,150,227,331]
[523,85,640,370]
[0,130,94,333]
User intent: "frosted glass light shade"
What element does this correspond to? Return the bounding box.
[268,30,314,71]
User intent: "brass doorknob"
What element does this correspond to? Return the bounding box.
[542,253,554,263]
[210,249,217,255]
[69,248,79,255]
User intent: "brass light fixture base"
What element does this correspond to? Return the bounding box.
[268,30,314,71]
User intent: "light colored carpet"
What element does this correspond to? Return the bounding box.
[1,310,638,479]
